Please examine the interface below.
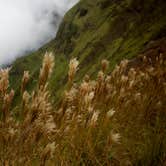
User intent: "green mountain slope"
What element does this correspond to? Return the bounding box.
[10,0,166,103]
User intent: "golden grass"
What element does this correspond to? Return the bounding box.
[0,52,165,165]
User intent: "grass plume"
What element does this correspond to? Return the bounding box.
[0,51,165,165]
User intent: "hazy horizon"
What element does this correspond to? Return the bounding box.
[0,0,78,66]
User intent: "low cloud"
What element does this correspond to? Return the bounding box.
[0,0,77,65]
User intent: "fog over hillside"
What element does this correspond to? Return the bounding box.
[0,0,78,65]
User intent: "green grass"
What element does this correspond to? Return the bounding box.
[10,0,166,106]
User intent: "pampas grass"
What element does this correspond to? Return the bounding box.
[0,52,165,165]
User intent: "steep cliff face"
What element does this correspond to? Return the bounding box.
[10,0,166,102]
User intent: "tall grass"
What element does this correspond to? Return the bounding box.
[0,52,165,165]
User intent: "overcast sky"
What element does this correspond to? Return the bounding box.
[0,0,77,65]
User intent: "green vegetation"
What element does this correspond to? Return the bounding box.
[10,0,166,104]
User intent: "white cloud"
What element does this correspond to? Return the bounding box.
[0,0,77,65]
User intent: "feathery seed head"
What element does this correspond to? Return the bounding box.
[22,71,30,83]
[121,75,128,84]
[84,91,94,105]
[110,132,121,144]
[4,89,14,105]
[120,88,126,98]
[88,106,94,113]
[98,71,104,82]
[143,56,147,63]
[21,71,30,93]
[129,80,134,89]
[0,68,10,94]
[68,58,79,82]
[90,111,99,126]
[65,88,78,103]
[23,91,30,103]
[120,59,129,69]
[80,81,90,95]
[43,52,55,73]
[134,93,141,101]
[105,76,111,83]
[84,74,90,82]
[44,142,56,158]
[147,67,154,74]
[39,52,54,87]
[101,59,109,72]
[107,108,115,118]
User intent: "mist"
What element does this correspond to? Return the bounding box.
[0,0,78,65]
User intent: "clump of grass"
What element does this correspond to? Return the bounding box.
[0,52,165,165]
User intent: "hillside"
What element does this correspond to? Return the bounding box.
[10,0,166,104]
